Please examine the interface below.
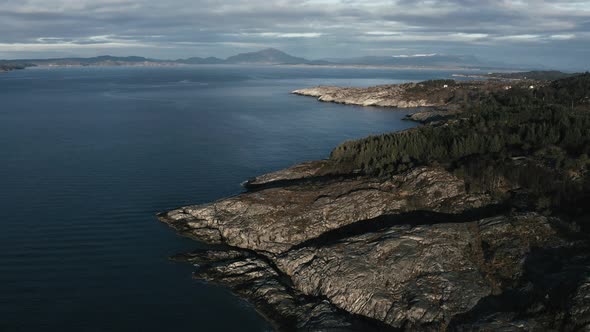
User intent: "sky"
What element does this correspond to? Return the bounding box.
[0,0,589,69]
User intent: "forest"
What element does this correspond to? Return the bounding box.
[327,73,590,226]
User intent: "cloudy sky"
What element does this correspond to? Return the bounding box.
[0,0,589,69]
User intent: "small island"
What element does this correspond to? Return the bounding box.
[0,62,34,73]
[159,72,590,331]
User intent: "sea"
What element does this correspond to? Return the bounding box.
[0,65,476,331]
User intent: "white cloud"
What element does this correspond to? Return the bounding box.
[494,34,542,41]
[365,31,400,36]
[393,53,437,58]
[449,33,489,41]
[550,34,576,40]
[254,32,323,38]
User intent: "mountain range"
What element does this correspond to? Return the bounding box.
[0,48,519,69]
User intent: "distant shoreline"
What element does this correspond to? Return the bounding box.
[14,62,510,72]
[1,48,526,72]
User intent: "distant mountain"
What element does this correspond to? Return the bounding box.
[225,48,311,64]
[11,55,166,66]
[177,56,225,65]
[0,49,518,69]
[6,50,314,66]
[324,54,484,67]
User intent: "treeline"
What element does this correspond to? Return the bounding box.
[539,73,590,107]
[329,102,590,175]
[487,70,580,81]
[326,74,590,222]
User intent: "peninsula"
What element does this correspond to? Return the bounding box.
[159,72,590,331]
[292,72,582,123]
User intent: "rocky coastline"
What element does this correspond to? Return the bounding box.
[159,161,589,331]
[159,77,590,331]
[291,84,455,124]
[292,79,548,124]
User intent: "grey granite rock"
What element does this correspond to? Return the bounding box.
[292,84,446,108]
[159,166,494,254]
[172,248,395,331]
[275,214,560,330]
[159,162,589,331]
[243,160,331,188]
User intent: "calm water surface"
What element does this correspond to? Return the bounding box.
[0,65,471,331]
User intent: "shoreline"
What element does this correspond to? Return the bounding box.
[5,62,515,72]
[158,74,590,331]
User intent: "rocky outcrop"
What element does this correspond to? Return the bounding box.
[160,166,495,255]
[157,159,590,331]
[292,84,449,108]
[275,214,565,330]
[291,83,463,125]
[243,160,330,188]
[171,249,393,331]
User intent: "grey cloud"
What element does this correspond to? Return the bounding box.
[0,0,587,69]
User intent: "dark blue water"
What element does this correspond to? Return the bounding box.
[0,65,465,331]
